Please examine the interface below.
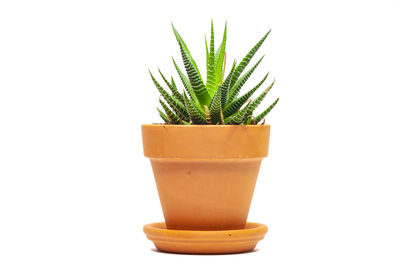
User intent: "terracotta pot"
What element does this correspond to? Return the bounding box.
[142,124,270,230]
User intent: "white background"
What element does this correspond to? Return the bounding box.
[1,0,399,266]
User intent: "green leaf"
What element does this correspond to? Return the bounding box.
[172,23,203,81]
[226,79,275,125]
[215,22,227,85]
[230,30,271,90]
[157,108,170,123]
[220,60,236,108]
[242,80,275,121]
[227,56,264,103]
[172,57,200,107]
[205,35,209,65]
[206,21,217,95]
[149,70,189,121]
[178,41,211,106]
[150,23,278,126]
[223,72,269,117]
[183,92,207,124]
[159,99,181,124]
[170,77,185,103]
[158,68,185,103]
[224,101,252,125]
[209,85,222,123]
[244,116,255,125]
[254,97,280,124]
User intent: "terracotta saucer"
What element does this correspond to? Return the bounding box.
[143,222,268,254]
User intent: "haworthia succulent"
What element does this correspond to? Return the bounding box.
[172,23,203,81]
[227,56,264,103]
[205,35,209,68]
[209,85,222,123]
[157,108,170,123]
[172,57,200,107]
[229,30,271,90]
[224,101,252,125]
[160,99,181,124]
[158,68,185,104]
[170,76,185,103]
[183,92,207,124]
[220,60,236,107]
[150,22,278,125]
[149,71,189,121]
[215,22,227,85]
[206,21,217,96]
[158,68,173,90]
[178,41,211,106]
[242,80,275,122]
[254,97,280,124]
[223,72,269,117]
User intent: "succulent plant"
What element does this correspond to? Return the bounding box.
[149,21,279,125]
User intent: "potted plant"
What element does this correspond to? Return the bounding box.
[142,21,279,254]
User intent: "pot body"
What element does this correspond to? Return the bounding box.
[142,125,270,230]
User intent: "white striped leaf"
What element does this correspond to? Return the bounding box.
[159,99,181,124]
[178,41,211,106]
[254,97,279,124]
[149,71,189,121]
[215,22,227,85]
[223,72,269,117]
[183,92,206,124]
[172,23,203,81]
[206,21,217,95]
[157,108,170,123]
[227,56,264,103]
[229,30,271,90]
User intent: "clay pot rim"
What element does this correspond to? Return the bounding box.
[142,123,271,159]
[143,123,270,128]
